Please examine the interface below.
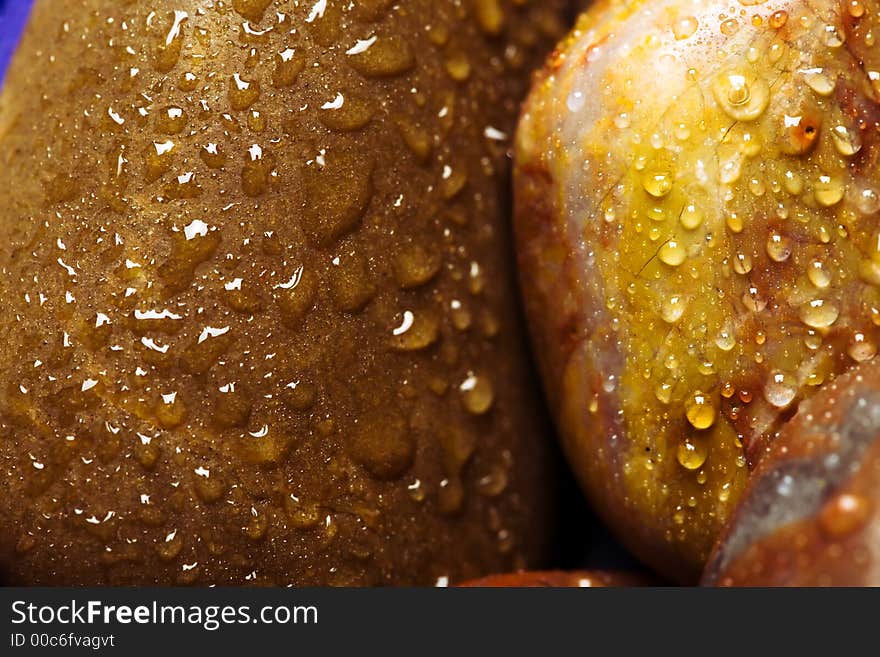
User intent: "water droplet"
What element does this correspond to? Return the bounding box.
[350,411,414,480]
[244,508,269,541]
[800,298,839,328]
[348,35,415,78]
[784,170,804,195]
[155,393,187,428]
[733,252,753,275]
[194,471,226,504]
[815,175,845,207]
[302,152,374,246]
[742,286,767,312]
[804,332,823,351]
[145,139,176,182]
[769,10,788,28]
[643,172,673,198]
[819,493,872,537]
[200,143,227,169]
[655,381,673,404]
[808,260,831,288]
[823,24,845,48]
[715,326,737,351]
[677,439,708,470]
[720,19,739,36]
[233,0,273,23]
[474,0,504,35]
[831,125,862,156]
[444,50,472,81]
[273,48,305,87]
[768,41,787,64]
[680,204,704,230]
[156,529,184,561]
[858,188,880,215]
[156,106,188,134]
[685,391,716,430]
[648,206,668,223]
[329,254,375,313]
[393,244,442,289]
[698,360,715,376]
[803,69,836,96]
[848,332,877,362]
[389,310,439,351]
[659,240,687,266]
[766,233,792,262]
[720,156,743,185]
[673,16,699,40]
[661,295,687,323]
[765,371,797,408]
[154,10,188,73]
[273,267,316,329]
[284,497,321,529]
[713,70,770,121]
[460,374,495,415]
[228,73,261,110]
[320,93,374,132]
[567,91,585,113]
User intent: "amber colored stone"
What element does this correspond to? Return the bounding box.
[515,0,880,582]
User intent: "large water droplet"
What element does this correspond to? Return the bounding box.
[799,299,840,328]
[831,125,862,156]
[673,16,699,40]
[712,70,770,121]
[848,332,877,362]
[803,68,836,96]
[677,439,708,470]
[766,233,792,262]
[659,240,686,266]
[661,295,687,323]
[685,391,716,430]
[764,371,797,408]
[643,172,673,198]
[814,175,845,207]
[680,204,704,230]
[808,260,832,288]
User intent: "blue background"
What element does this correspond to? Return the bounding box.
[0,0,34,83]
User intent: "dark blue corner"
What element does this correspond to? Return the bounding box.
[0,0,35,85]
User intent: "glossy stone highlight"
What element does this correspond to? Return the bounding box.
[515,0,880,581]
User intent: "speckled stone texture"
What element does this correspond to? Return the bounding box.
[704,357,880,586]
[0,0,568,585]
